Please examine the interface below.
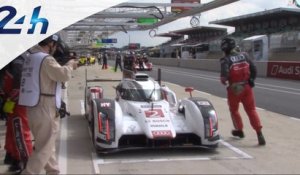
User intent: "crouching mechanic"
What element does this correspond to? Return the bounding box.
[219,37,266,146]
[19,34,78,174]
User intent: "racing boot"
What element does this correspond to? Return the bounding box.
[257,131,266,146]
[9,159,26,174]
[8,160,23,172]
[231,130,244,138]
[4,152,12,165]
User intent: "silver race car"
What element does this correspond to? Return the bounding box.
[85,72,219,153]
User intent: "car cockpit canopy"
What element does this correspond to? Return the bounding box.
[117,74,163,102]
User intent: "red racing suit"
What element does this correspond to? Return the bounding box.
[2,56,33,163]
[220,52,262,132]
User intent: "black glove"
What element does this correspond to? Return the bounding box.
[0,97,7,121]
[59,100,70,118]
[248,78,255,88]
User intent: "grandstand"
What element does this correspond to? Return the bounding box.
[210,7,300,61]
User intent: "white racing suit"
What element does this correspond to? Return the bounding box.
[20,45,74,175]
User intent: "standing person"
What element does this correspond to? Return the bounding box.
[18,34,78,174]
[142,53,148,63]
[1,54,33,173]
[114,51,123,72]
[137,54,144,70]
[219,37,266,146]
[97,52,102,65]
[102,51,108,69]
[123,51,136,73]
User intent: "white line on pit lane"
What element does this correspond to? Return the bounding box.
[290,117,300,122]
[155,67,299,95]
[257,86,300,96]
[256,107,265,111]
[87,125,101,175]
[219,140,253,159]
[80,100,85,115]
[59,87,68,174]
[91,140,252,168]
[92,151,101,174]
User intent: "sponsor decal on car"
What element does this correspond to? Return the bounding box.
[100,102,111,108]
[152,130,172,137]
[98,133,107,140]
[144,109,164,118]
[140,104,162,108]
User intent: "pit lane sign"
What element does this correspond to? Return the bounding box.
[267,62,300,80]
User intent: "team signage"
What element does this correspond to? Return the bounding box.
[101,38,117,43]
[171,0,201,13]
[267,62,300,80]
[128,43,141,49]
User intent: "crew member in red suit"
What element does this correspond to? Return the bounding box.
[2,54,33,173]
[219,37,266,146]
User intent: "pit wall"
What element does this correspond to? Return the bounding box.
[149,58,300,81]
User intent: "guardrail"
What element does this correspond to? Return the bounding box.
[149,57,300,80]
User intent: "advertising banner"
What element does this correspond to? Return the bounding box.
[267,61,300,80]
[102,38,118,43]
[0,0,127,69]
[129,43,141,50]
[171,0,201,13]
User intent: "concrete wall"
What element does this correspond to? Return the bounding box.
[149,57,269,77]
[269,50,300,61]
[150,58,180,67]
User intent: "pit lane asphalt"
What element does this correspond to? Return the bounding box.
[1,64,300,174]
[147,65,300,119]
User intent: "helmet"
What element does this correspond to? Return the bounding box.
[220,37,236,53]
[39,34,60,46]
[53,40,71,65]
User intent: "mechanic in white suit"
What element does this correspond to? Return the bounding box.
[19,34,78,174]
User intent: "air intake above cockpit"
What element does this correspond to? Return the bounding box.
[135,73,149,81]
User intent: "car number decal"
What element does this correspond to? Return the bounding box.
[145,109,164,118]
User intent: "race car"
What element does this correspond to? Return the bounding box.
[85,73,219,153]
[135,61,153,71]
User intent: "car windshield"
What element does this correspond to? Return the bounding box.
[121,88,163,102]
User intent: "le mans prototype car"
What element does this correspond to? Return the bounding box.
[85,72,219,153]
[135,61,153,71]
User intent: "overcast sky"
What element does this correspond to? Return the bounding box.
[111,0,297,48]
